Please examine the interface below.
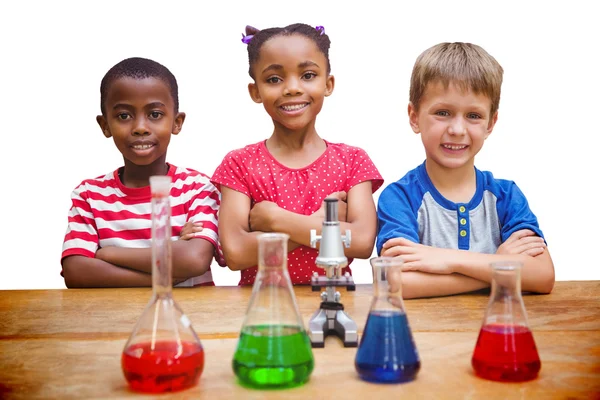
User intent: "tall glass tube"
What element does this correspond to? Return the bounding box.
[121,176,204,393]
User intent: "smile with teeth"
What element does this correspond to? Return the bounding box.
[442,144,468,150]
[280,103,308,111]
[132,144,154,150]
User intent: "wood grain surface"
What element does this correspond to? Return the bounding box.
[0,281,598,399]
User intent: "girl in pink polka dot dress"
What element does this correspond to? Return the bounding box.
[211,23,384,286]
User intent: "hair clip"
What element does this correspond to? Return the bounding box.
[241,33,254,44]
[241,25,260,44]
[315,25,325,36]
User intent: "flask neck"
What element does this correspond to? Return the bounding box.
[151,193,173,297]
[484,262,528,327]
[371,262,405,312]
[490,264,522,300]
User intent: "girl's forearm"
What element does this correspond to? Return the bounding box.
[271,210,375,259]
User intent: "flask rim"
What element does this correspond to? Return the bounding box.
[258,232,290,241]
[369,256,404,267]
[490,261,523,271]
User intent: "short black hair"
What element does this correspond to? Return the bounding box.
[245,23,331,79]
[99,57,179,115]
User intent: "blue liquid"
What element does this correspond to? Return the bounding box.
[355,311,420,383]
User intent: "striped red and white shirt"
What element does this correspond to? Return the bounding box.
[61,163,224,286]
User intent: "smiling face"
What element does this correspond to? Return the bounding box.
[96,77,184,169]
[409,80,498,173]
[248,34,334,133]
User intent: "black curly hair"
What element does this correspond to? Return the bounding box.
[99,57,179,115]
[244,23,331,79]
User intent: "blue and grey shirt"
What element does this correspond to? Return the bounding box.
[376,162,544,255]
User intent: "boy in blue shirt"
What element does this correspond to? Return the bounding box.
[377,42,555,298]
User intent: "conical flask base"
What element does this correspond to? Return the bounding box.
[232,324,314,389]
[355,311,420,383]
[122,296,204,393]
[122,340,204,392]
[471,324,541,382]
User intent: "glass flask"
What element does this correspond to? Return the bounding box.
[232,233,314,389]
[472,261,541,382]
[121,176,204,393]
[355,256,420,383]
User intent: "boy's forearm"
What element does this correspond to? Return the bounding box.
[96,247,152,273]
[97,241,214,278]
[402,271,489,299]
[451,251,555,294]
[62,256,152,288]
[271,210,375,259]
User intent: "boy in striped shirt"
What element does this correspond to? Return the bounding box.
[61,57,222,288]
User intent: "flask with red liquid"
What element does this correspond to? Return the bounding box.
[472,261,541,382]
[121,176,204,393]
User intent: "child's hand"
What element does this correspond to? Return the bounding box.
[249,201,280,232]
[179,221,204,240]
[497,229,546,257]
[382,237,454,274]
[313,191,348,221]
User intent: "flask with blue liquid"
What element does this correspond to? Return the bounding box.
[354,256,420,383]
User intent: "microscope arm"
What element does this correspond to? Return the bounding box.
[272,209,374,258]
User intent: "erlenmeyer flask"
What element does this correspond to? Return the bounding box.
[472,261,541,382]
[121,176,204,393]
[355,256,420,383]
[232,233,314,388]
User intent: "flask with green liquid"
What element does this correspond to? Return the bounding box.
[232,233,314,388]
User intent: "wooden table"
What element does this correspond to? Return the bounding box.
[1,281,599,399]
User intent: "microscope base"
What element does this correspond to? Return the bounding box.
[308,304,358,348]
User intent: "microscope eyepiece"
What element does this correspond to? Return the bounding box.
[324,198,338,222]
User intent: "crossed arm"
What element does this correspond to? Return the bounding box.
[62,238,214,288]
[219,181,377,271]
[381,229,555,299]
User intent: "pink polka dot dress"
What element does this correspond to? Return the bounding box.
[212,140,383,286]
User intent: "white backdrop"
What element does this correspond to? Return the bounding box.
[1,1,598,289]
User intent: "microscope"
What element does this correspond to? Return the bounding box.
[308,198,358,348]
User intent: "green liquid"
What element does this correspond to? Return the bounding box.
[232,325,314,388]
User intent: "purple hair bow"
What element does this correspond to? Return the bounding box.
[315,25,325,35]
[241,33,253,44]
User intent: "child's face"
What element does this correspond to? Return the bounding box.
[408,81,498,171]
[96,77,184,168]
[248,34,334,132]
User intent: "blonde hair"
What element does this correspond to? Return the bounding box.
[409,42,503,115]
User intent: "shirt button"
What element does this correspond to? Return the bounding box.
[460,218,467,225]
[459,206,466,213]
[460,230,467,237]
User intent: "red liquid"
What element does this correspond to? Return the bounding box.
[472,324,541,382]
[122,340,204,393]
